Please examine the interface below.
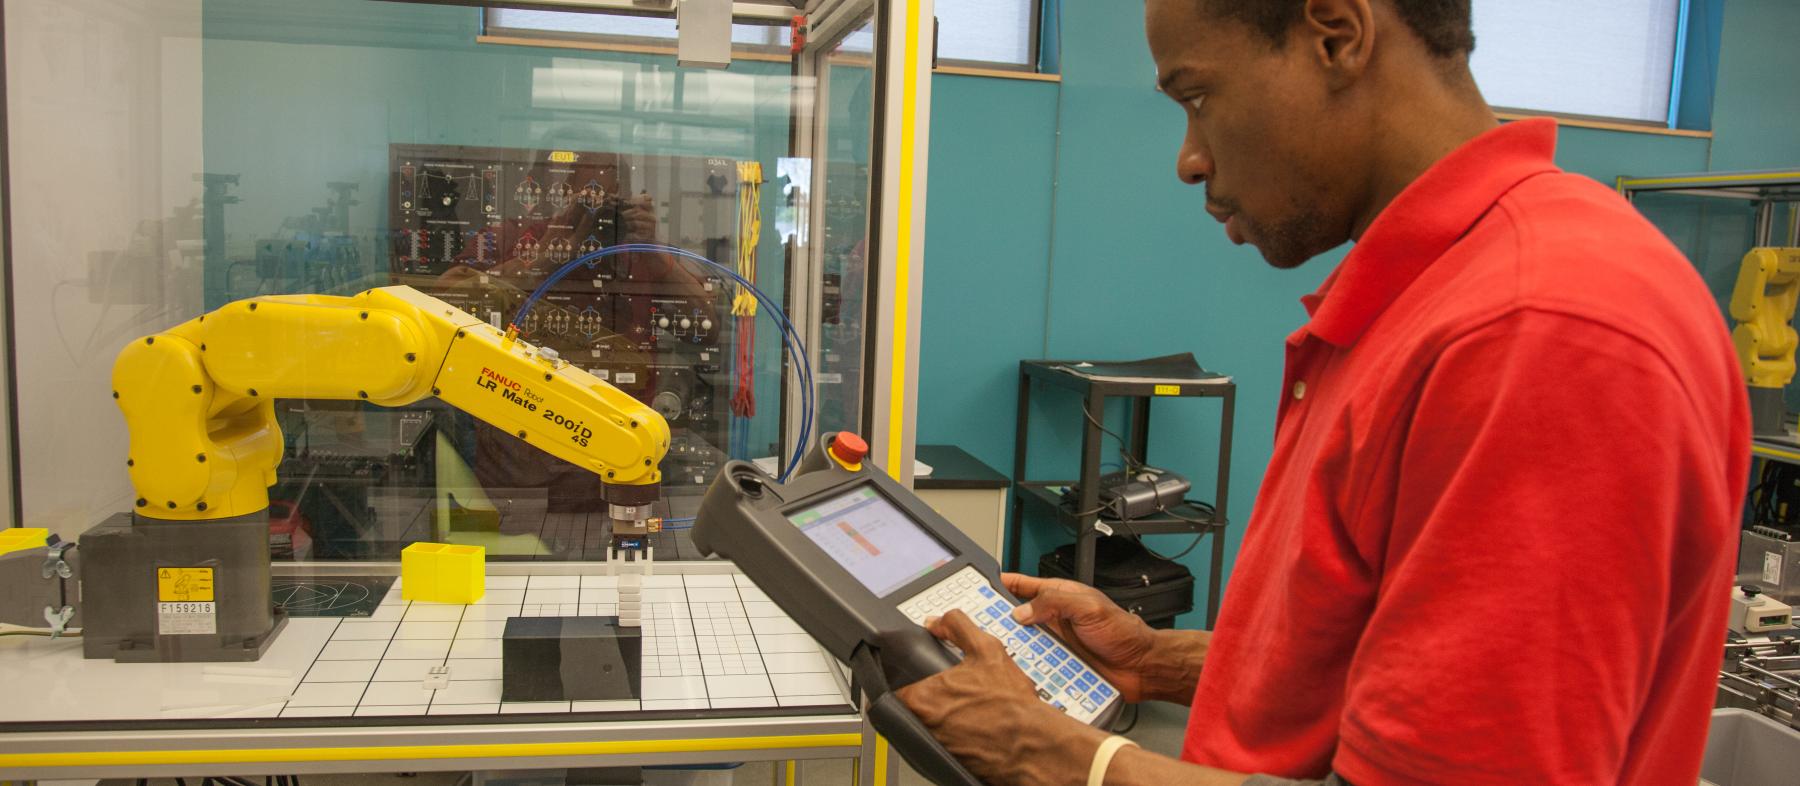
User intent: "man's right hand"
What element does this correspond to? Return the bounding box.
[1004,573,1159,702]
[1004,572,1210,705]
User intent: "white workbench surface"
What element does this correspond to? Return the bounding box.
[0,561,882,783]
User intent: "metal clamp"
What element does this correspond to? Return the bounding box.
[41,541,73,580]
[39,541,77,637]
[42,604,74,637]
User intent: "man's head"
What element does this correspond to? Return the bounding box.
[1146,0,1487,268]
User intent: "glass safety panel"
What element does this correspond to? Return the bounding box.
[808,17,879,449]
[3,0,881,565]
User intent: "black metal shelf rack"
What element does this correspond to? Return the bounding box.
[1009,359,1235,627]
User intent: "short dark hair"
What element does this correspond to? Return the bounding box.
[1200,0,1475,58]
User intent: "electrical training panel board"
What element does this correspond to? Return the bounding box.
[388,144,742,491]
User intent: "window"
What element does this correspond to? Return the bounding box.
[489,0,1040,69]
[937,0,1037,68]
[487,9,790,49]
[1469,0,1686,126]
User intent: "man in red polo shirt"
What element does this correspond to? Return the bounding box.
[896,1,1749,784]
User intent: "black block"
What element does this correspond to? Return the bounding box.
[502,616,642,702]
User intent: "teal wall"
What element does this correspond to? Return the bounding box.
[915,74,1058,477]
[917,0,1800,629]
[1676,0,1725,131]
[1708,0,1800,171]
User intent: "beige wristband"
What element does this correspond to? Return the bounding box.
[1087,735,1139,786]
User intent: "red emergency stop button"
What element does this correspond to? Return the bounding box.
[829,432,868,467]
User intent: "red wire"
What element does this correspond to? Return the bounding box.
[731,314,756,418]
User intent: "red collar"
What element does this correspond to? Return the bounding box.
[1299,118,1562,348]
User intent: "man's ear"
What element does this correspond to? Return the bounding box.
[1299,0,1375,90]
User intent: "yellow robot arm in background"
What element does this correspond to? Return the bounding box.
[112,285,669,521]
[1730,248,1800,389]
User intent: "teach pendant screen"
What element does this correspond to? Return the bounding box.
[788,487,954,597]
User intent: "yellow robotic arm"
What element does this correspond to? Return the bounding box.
[1729,247,1800,437]
[1730,247,1800,388]
[112,285,670,524]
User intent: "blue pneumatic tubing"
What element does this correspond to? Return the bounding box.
[509,243,815,482]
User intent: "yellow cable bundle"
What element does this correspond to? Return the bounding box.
[733,161,763,317]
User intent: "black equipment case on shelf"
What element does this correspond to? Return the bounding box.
[1038,537,1195,629]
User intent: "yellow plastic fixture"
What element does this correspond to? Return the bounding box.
[0,527,49,556]
[401,541,486,604]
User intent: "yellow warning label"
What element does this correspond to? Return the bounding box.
[1153,385,1181,396]
[157,567,215,602]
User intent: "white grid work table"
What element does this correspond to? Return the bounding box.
[0,561,890,785]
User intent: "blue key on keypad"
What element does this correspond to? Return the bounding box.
[1001,618,1018,630]
[979,587,995,598]
[1079,674,1097,689]
[1097,685,1114,699]
[1029,641,1047,655]
[1060,664,1079,680]
[1048,649,1068,664]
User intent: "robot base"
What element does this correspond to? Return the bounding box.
[79,512,287,662]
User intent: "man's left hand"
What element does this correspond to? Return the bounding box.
[895,609,1100,785]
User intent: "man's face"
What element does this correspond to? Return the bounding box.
[1146,0,1359,269]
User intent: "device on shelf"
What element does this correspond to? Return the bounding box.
[1061,466,1193,522]
[1013,355,1234,626]
[693,432,1124,786]
[1732,585,1796,635]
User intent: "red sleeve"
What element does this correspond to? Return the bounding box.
[1331,309,1723,786]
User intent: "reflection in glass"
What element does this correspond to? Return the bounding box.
[8,0,207,537]
[8,0,878,565]
[811,22,878,441]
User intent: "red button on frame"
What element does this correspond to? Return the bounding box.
[829,432,869,465]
